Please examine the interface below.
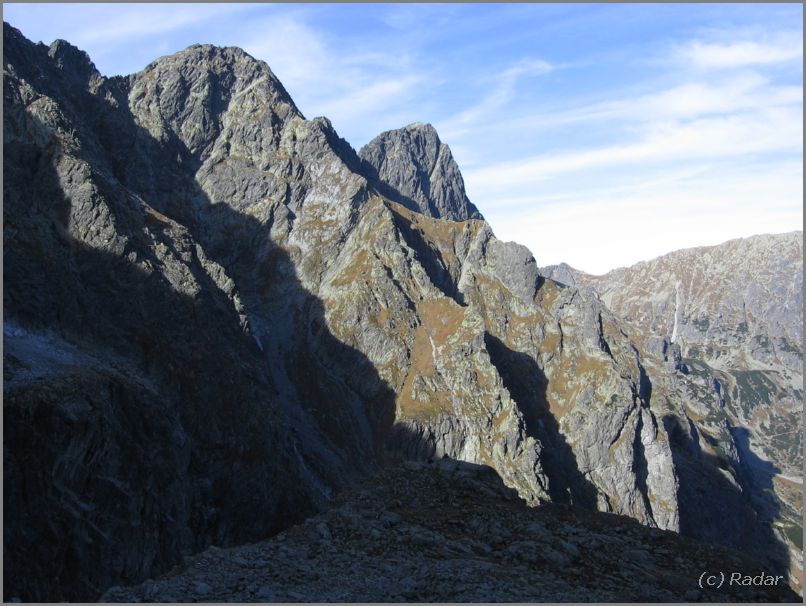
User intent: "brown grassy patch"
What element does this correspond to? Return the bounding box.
[491,408,511,430]
[375,307,390,327]
[535,279,562,309]
[547,353,611,417]
[419,298,465,346]
[329,249,372,288]
[540,331,562,353]
[395,297,468,420]
[683,404,707,422]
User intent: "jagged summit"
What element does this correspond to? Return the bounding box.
[359,122,483,222]
[540,261,583,287]
[47,38,101,81]
[142,41,286,88]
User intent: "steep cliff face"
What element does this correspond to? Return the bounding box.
[317,199,680,531]
[359,123,482,221]
[3,24,797,601]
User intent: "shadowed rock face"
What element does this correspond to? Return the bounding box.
[359,122,483,221]
[3,24,383,601]
[3,22,797,601]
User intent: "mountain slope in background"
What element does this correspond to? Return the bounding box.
[543,232,802,381]
[3,24,800,601]
[544,233,804,586]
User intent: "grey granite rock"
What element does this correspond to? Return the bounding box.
[359,122,482,221]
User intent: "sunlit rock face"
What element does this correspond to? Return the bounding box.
[3,22,798,601]
[358,122,483,222]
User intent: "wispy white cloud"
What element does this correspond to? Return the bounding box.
[677,31,802,69]
[379,4,462,35]
[457,68,801,144]
[241,13,429,144]
[241,16,330,90]
[577,73,799,123]
[439,57,555,141]
[465,105,801,195]
[501,58,554,79]
[314,75,427,127]
[70,4,256,47]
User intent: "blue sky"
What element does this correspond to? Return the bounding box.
[5,3,803,273]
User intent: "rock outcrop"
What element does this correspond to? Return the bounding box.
[359,122,482,221]
[3,23,799,601]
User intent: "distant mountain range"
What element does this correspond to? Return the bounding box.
[3,22,802,601]
[544,231,802,468]
[544,232,802,378]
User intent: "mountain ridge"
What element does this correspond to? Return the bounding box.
[541,231,803,380]
[545,230,802,279]
[3,23,800,601]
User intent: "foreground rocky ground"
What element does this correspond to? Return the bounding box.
[103,460,799,603]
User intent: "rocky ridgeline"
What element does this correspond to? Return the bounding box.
[542,233,803,377]
[2,22,799,601]
[102,461,799,603]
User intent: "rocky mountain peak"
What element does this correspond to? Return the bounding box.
[541,262,583,287]
[128,43,303,163]
[359,122,482,222]
[141,42,287,93]
[47,38,101,84]
[2,21,35,60]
